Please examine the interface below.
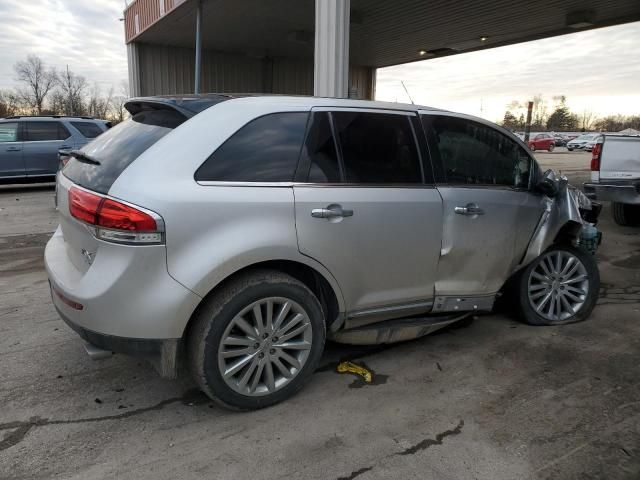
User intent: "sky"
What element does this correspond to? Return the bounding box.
[376,21,640,122]
[0,1,638,122]
[0,0,128,92]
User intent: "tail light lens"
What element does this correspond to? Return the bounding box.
[591,142,602,171]
[68,187,163,245]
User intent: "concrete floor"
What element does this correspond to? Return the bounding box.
[1,150,639,479]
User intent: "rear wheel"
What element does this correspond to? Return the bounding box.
[518,245,599,326]
[612,202,640,227]
[188,270,326,410]
[548,143,555,152]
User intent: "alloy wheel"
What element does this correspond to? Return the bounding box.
[527,250,589,322]
[218,297,313,396]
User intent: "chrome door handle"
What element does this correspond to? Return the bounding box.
[454,203,484,216]
[311,205,354,219]
[6,147,21,152]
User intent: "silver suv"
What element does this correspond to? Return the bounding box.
[45,95,601,410]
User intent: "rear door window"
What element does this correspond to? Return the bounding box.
[25,122,70,141]
[71,122,104,139]
[332,111,422,184]
[298,112,341,183]
[195,112,308,182]
[63,109,186,194]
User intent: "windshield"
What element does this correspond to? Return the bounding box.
[62,109,186,193]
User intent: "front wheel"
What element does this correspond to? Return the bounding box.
[529,144,536,151]
[518,245,599,326]
[188,270,326,410]
[567,148,574,151]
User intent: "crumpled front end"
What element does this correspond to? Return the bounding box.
[520,176,602,267]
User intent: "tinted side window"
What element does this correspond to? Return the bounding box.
[71,122,103,139]
[195,112,308,182]
[25,122,68,141]
[300,112,340,183]
[332,112,422,184]
[423,115,531,188]
[0,123,18,142]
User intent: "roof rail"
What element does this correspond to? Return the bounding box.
[4,115,97,120]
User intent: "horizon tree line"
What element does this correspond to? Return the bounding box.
[500,94,640,133]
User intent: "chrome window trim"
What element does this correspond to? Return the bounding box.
[196,180,437,189]
[312,106,417,116]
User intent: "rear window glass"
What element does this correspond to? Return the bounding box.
[63,109,185,194]
[71,121,104,139]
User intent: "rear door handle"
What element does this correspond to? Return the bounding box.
[6,147,21,152]
[454,203,484,216]
[311,204,354,219]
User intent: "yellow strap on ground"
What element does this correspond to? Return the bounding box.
[336,361,373,383]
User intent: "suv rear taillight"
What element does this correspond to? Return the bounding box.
[68,187,163,244]
[591,142,602,171]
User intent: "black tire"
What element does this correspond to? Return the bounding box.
[187,270,326,410]
[567,148,574,151]
[517,245,599,326]
[548,144,554,152]
[612,202,640,227]
[530,144,536,151]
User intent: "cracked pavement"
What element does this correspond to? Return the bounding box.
[1,152,639,479]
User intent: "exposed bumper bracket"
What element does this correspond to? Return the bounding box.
[83,342,113,360]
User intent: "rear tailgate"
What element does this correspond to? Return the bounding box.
[599,135,640,182]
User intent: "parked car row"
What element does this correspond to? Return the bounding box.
[0,116,110,182]
[567,133,603,152]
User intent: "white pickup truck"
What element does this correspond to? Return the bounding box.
[584,134,640,226]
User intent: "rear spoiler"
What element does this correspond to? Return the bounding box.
[125,95,232,119]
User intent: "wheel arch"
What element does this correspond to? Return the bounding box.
[183,259,345,339]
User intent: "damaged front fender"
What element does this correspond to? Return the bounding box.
[519,175,589,268]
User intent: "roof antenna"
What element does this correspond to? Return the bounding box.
[400,81,415,105]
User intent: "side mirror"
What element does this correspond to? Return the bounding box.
[536,169,559,197]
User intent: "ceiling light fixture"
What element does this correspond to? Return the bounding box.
[566,10,595,29]
[418,50,428,56]
[480,36,488,41]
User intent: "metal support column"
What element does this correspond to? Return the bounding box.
[314,0,350,98]
[194,0,203,94]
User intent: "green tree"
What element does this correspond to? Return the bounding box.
[501,110,519,130]
[546,96,578,131]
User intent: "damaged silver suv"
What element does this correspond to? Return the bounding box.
[45,95,601,410]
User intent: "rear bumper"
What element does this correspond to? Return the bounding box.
[584,182,640,205]
[45,225,202,375]
[52,295,179,377]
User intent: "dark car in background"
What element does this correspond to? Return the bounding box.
[0,116,110,183]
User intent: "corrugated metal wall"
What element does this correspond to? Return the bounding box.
[133,42,374,98]
[125,0,187,42]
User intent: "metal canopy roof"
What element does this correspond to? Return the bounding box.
[130,0,640,67]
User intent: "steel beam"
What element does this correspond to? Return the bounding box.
[194,0,203,94]
[314,0,350,98]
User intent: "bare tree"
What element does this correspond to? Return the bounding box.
[13,55,58,114]
[58,66,87,116]
[0,89,25,117]
[87,83,113,119]
[580,110,596,131]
